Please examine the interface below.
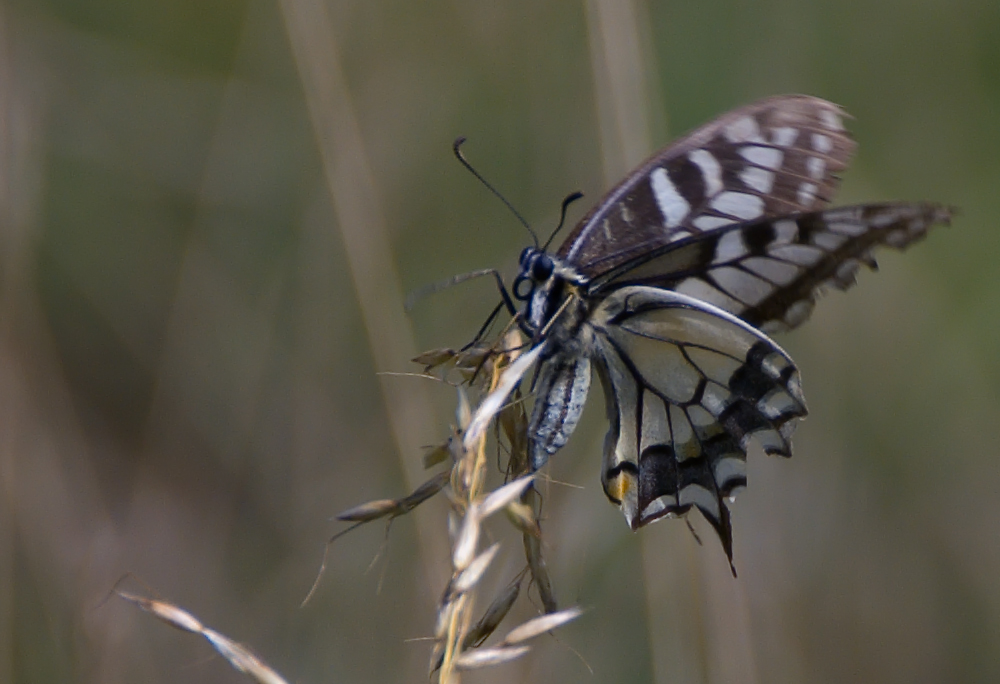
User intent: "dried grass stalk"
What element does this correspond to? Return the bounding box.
[117,590,289,684]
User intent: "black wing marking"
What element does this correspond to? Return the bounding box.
[558,95,856,277]
[594,202,953,332]
[590,286,807,566]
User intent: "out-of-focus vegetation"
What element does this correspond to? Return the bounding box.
[1,0,998,683]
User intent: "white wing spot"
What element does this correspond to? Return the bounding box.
[820,109,844,131]
[724,116,762,143]
[740,166,775,193]
[870,209,903,228]
[739,145,784,170]
[758,388,799,420]
[773,219,799,244]
[679,483,720,521]
[714,457,747,487]
[693,215,735,231]
[712,230,748,264]
[784,299,815,327]
[885,228,910,248]
[711,266,772,306]
[768,243,824,266]
[806,156,826,180]
[811,132,833,153]
[650,168,690,228]
[742,256,799,285]
[771,126,798,147]
[760,319,790,335]
[828,220,867,236]
[834,258,861,286]
[797,182,818,206]
[668,229,694,242]
[711,191,765,220]
[756,428,789,454]
[688,149,723,196]
[671,409,698,461]
[686,405,716,428]
[812,231,847,250]
[676,277,745,314]
[642,495,674,520]
[761,351,791,379]
[726,485,747,503]
[700,382,731,416]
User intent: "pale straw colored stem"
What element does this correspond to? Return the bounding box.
[277,0,450,592]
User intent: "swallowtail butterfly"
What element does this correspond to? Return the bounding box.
[491,95,952,566]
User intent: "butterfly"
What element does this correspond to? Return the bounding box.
[477,95,952,568]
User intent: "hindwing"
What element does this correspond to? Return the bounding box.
[588,286,807,564]
[559,95,856,277]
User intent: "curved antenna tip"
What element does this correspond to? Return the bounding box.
[451,137,537,247]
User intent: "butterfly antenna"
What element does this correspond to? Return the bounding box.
[542,191,584,250]
[453,137,538,247]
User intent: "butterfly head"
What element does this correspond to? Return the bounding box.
[514,247,588,335]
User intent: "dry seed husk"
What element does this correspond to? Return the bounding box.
[412,347,457,371]
[452,504,481,571]
[504,501,540,537]
[464,344,545,450]
[463,579,521,648]
[335,499,400,522]
[479,475,534,518]
[501,607,583,645]
[524,531,557,613]
[499,397,529,475]
[428,640,446,674]
[455,386,472,430]
[422,442,450,468]
[118,592,289,684]
[454,347,492,382]
[202,630,288,684]
[453,543,500,595]
[453,645,531,670]
[400,470,449,511]
[118,592,203,632]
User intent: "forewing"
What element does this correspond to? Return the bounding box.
[597,202,953,332]
[559,95,855,276]
[590,286,807,564]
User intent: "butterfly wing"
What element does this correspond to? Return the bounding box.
[558,95,856,277]
[592,202,954,332]
[588,286,807,563]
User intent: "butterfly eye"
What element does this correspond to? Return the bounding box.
[532,254,554,281]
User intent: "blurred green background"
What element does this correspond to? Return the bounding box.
[2,0,998,682]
